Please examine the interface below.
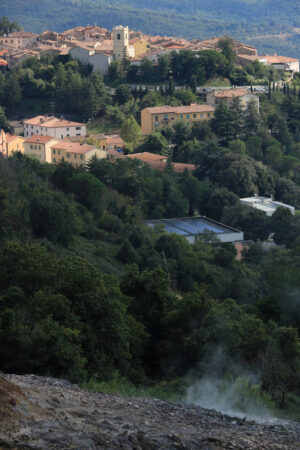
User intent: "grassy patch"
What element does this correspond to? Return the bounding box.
[83,376,185,403]
[204,77,231,87]
[87,117,121,135]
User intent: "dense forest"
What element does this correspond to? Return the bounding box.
[2,0,300,57]
[0,37,300,418]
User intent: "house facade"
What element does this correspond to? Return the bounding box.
[24,135,60,163]
[5,134,25,156]
[206,88,259,111]
[141,104,215,134]
[50,141,107,166]
[23,116,86,139]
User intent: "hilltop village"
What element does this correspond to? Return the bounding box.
[0,13,299,432]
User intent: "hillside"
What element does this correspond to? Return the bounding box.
[0,374,299,449]
[1,0,300,57]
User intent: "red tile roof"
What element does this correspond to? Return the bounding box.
[144,104,215,114]
[128,152,167,162]
[51,141,97,154]
[24,135,56,144]
[23,115,85,128]
[263,55,299,64]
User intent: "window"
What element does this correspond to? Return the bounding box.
[80,155,83,160]
[58,150,61,155]
[193,114,197,118]
[200,113,203,118]
[186,114,190,119]
[75,127,81,130]
[38,146,41,150]
[67,154,71,158]
[53,158,56,162]
[31,126,33,129]
[34,145,37,149]
[155,115,158,121]
[76,133,80,136]
[67,134,69,137]
[154,122,159,127]
[74,154,77,159]
[30,145,33,149]
[164,114,168,119]
[180,114,183,119]
[26,124,28,128]
[53,149,56,154]
[67,128,69,131]
[207,113,211,118]
[117,33,121,40]
[61,135,63,139]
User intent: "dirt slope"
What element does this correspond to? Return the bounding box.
[0,374,299,449]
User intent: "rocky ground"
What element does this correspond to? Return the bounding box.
[0,373,299,449]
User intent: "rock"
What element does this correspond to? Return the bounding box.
[0,374,299,449]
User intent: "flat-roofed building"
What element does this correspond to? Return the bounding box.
[141,104,215,135]
[50,141,107,167]
[145,216,244,243]
[23,116,86,139]
[240,196,295,216]
[24,135,60,163]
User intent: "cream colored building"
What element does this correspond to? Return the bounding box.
[50,141,107,166]
[24,135,60,163]
[141,104,215,135]
[113,26,134,60]
[5,134,25,156]
[206,89,259,111]
[23,116,86,139]
[263,55,299,73]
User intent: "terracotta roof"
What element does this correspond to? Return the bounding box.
[128,152,167,162]
[23,115,85,128]
[51,141,97,154]
[107,149,126,159]
[24,135,56,144]
[5,134,17,143]
[106,136,125,146]
[0,58,8,66]
[263,55,299,64]
[147,160,196,173]
[0,50,9,56]
[213,89,251,98]
[144,104,215,114]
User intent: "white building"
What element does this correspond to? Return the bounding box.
[23,116,86,139]
[69,44,113,74]
[263,55,299,73]
[240,196,295,216]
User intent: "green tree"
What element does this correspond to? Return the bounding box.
[115,84,133,105]
[141,132,170,156]
[120,116,142,151]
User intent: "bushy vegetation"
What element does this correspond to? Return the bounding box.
[0,39,299,417]
[0,153,299,413]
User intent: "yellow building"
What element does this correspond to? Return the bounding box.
[141,104,215,135]
[6,134,25,156]
[129,37,150,57]
[50,141,107,167]
[24,135,59,163]
[90,134,125,151]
